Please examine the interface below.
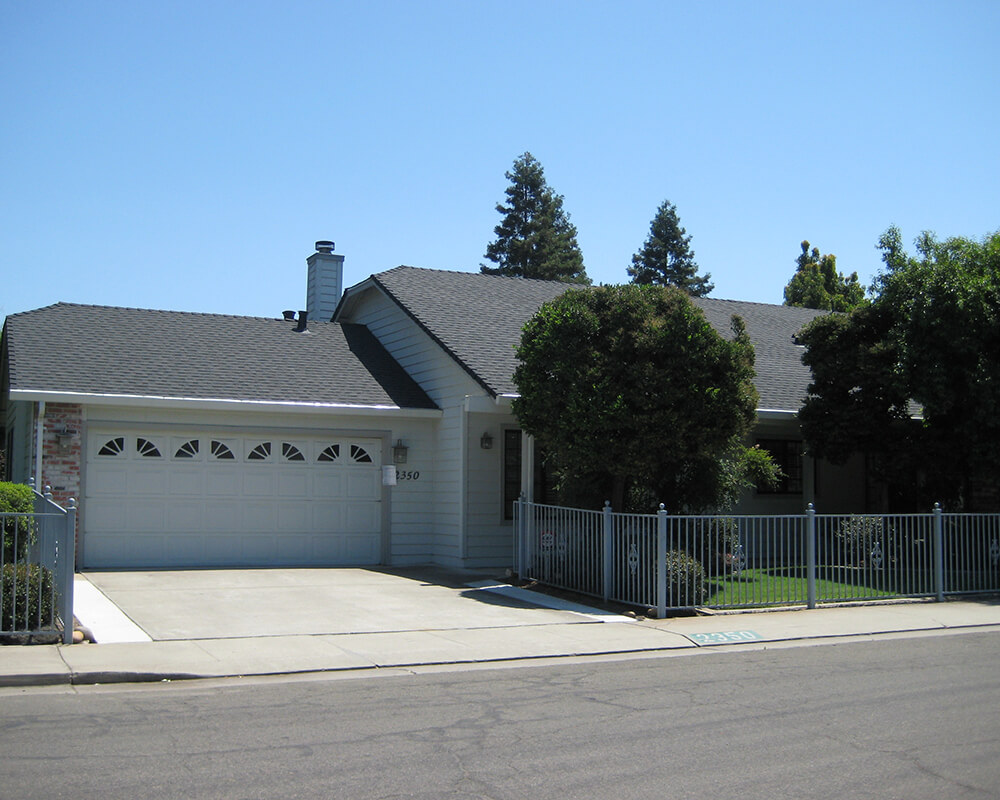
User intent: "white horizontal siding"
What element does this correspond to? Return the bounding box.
[344,291,483,408]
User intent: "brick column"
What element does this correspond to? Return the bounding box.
[41,403,83,510]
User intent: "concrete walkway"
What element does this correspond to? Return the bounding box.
[3,568,1000,688]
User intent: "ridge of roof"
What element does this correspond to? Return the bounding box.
[4,302,437,410]
[354,266,825,410]
[5,301,298,325]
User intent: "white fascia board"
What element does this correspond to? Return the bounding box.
[9,389,442,419]
[332,276,381,321]
[463,394,515,415]
[756,408,799,420]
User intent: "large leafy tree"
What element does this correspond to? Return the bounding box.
[627,200,713,296]
[481,152,589,283]
[513,284,776,512]
[798,227,1000,510]
[784,240,865,311]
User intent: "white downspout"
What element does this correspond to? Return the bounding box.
[459,398,469,561]
[34,400,45,488]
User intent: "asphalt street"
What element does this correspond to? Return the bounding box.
[2,629,998,799]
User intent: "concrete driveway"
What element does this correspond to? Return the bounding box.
[78,566,616,642]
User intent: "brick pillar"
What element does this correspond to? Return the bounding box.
[40,403,83,511]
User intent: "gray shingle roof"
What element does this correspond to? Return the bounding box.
[368,267,829,411]
[690,298,829,411]
[370,267,568,396]
[3,303,437,410]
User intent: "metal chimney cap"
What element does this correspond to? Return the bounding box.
[315,240,335,254]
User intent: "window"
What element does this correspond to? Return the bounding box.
[210,440,235,460]
[350,444,373,463]
[98,437,125,457]
[318,444,340,462]
[136,437,162,458]
[247,441,272,461]
[174,439,200,458]
[282,443,305,462]
[757,439,803,494]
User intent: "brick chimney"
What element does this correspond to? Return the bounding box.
[306,240,344,322]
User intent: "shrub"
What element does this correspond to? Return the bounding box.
[662,549,707,607]
[1,562,55,631]
[834,516,885,567]
[688,517,740,577]
[1,481,36,562]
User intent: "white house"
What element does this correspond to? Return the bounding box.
[1,242,867,570]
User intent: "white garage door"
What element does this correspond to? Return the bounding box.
[83,429,384,568]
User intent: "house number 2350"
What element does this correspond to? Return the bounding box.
[396,470,421,481]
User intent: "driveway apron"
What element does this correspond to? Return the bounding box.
[79,566,598,641]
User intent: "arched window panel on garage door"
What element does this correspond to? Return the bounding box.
[281,442,307,462]
[136,437,164,458]
[97,436,126,457]
[246,441,273,462]
[317,443,341,463]
[350,444,374,464]
[172,438,202,460]
[210,439,237,461]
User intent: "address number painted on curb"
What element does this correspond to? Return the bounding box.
[688,631,763,645]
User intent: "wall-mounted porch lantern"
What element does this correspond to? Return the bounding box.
[393,439,408,464]
[480,431,494,450]
[55,427,78,451]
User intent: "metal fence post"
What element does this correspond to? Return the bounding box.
[602,501,613,602]
[806,504,817,609]
[933,502,944,602]
[657,504,668,619]
[61,499,77,644]
[523,496,535,581]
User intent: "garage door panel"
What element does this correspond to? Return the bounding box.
[169,471,205,496]
[206,472,241,496]
[278,472,309,497]
[277,502,311,531]
[346,471,381,500]
[130,469,170,496]
[85,430,384,568]
[345,503,380,533]
[242,502,277,532]
[86,499,128,531]
[88,465,130,495]
[168,501,204,532]
[239,535,277,562]
[126,500,167,531]
[312,472,345,498]
[243,470,277,497]
[205,501,242,530]
[203,534,238,564]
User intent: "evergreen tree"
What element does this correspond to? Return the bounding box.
[628,200,713,296]
[783,241,865,312]
[514,284,776,512]
[481,153,589,283]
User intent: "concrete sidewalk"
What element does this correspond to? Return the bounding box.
[3,577,1000,688]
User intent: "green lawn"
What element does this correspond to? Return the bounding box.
[704,567,897,608]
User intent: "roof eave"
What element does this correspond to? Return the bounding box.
[345,271,500,399]
[7,389,442,418]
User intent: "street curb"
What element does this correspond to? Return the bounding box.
[6,619,1000,689]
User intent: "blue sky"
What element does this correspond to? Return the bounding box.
[2,1,997,319]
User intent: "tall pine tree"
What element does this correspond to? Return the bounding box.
[628,200,713,296]
[481,153,589,283]
[783,241,865,312]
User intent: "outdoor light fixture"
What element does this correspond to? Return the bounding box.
[393,439,408,464]
[54,427,77,451]
[480,432,493,450]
